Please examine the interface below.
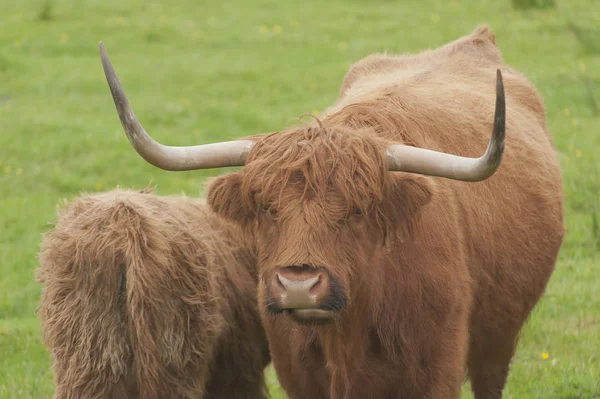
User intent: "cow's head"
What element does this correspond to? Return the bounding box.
[99,43,505,325]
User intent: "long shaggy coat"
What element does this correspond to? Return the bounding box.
[206,26,565,398]
[37,188,270,399]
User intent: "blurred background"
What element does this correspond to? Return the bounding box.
[0,0,598,397]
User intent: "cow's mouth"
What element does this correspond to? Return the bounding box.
[287,308,338,325]
[266,299,342,325]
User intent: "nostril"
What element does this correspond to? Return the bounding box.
[309,275,322,294]
[275,272,286,289]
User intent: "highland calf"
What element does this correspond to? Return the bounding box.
[99,25,565,399]
[37,188,270,399]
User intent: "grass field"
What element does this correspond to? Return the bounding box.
[1,0,599,397]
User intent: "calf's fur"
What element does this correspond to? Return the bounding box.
[37,188,270,399]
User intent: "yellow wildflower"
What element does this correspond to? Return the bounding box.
[258,25,268,34]
[571,119,578,127]
[541,352,549,360]
[4,165,12,174]
[273,25,282,34]
[60,33,68,43]
[563,108,570,117]
[15,168,23,176]
[194,128,201,136]
[575,149,581,158]
[95,182,103,191]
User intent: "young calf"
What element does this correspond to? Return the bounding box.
[37,188,270,399]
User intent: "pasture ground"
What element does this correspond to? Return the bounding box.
[1,0,599,397]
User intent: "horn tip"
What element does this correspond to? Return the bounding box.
[495,69,505,97]
[99,42,110,62]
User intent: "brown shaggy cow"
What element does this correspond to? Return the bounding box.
[98,26,565,398]
[37,188,270,399]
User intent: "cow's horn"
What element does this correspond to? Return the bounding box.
[385,69,506,182]
[99,42,254,171]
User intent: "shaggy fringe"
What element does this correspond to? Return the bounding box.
[245,125,386,216]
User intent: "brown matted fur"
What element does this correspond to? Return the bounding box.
[37,188,270,399]
[206,26,565,398]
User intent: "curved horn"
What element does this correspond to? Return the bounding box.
[99,42,254,171]
[386,69,506,182]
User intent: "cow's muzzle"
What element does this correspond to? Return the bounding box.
[266,265,346,324]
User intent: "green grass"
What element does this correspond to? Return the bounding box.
[1,0,599,397]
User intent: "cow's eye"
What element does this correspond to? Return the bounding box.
[261,205,277,218]
[340,208,363,224]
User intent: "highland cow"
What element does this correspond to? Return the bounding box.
[37,188,270,399]
[98,25,565,399]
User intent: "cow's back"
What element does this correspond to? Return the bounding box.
[330,25,564,265]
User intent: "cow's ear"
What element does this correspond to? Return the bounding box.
[384,174,435,226]
[206,173,252,223]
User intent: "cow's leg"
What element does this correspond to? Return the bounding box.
[467,334,518,399]
[467,256,558,399]
[466,288,524,399]
[409,276,472,399]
